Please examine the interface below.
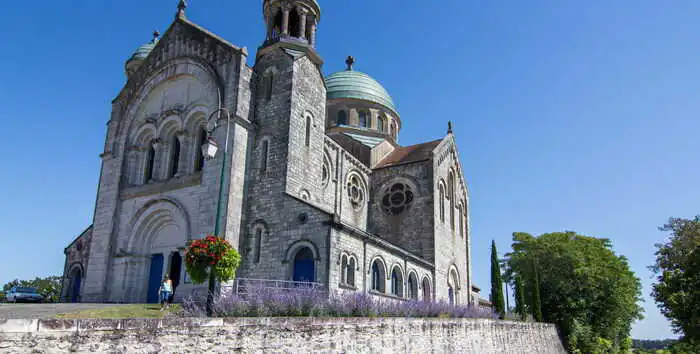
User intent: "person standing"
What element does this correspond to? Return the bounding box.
[158,275,173,311]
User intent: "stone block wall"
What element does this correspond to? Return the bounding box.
[0,317,566,353]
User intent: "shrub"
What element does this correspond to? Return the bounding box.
[181,286,496,319]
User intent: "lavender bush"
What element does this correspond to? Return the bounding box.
[181,286,496,319]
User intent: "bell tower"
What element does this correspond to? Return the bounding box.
[258,0,322,64]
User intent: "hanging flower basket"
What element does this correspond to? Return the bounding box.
[184,235,241,284]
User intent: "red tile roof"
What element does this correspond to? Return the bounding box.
[374,138,443,169]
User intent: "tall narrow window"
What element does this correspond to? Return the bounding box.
[439,185,445,223]
[391,268,403,297]
[347,257,356,287]
[305,115,312,147]
[337,110,347,125]
[359,111,367,127]
[458,204,464,238]
[391,122,398,138]
[194,128,206,172]
[289,8,300,37]
[144,141,155,182]
[377,116,385,132]
[340,255,348,284]
[169,137,180,178]
[254,229,262,263]
[260,140,269,173]
[448,171,455,230]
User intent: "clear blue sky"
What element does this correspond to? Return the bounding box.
[1,0,697,339]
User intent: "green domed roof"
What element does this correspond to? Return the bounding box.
[325,69,397,114]
[130,41,156,61]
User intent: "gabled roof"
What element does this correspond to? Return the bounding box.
[374,138,443,169]
[64,225,93,252]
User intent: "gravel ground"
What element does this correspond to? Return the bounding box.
[0,303,130,319]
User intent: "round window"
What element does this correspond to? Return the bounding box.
[346,174,365,210]
[382,183,414,215]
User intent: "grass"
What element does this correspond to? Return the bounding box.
[55,304,181,319]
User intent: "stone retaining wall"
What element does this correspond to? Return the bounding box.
[0,317,566,353]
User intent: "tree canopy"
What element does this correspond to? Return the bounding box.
[506,231,643,354]
[1,276,62,303]
[651,216,700,348]
[490,240,505,318]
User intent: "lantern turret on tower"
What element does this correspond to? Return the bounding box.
[259,0,322,64]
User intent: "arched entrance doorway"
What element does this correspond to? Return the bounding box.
[292,247,315,283]
[69,267,82,303]
[168,252,182,302]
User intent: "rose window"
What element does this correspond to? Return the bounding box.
[382,183,414,215]
[346,175,365,210]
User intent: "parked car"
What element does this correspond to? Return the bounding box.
[5,287,44,303]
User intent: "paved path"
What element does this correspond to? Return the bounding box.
[0,303,130,319]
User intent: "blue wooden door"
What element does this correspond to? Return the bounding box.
[70,271,81,303]
[293,248,315,283]
[147,254,164,303]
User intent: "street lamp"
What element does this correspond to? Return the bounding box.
[202,106,231,316]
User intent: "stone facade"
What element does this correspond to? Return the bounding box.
[63,1,478,306]
[0,317,567,353]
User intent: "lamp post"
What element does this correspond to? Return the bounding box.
[201,107,232,316]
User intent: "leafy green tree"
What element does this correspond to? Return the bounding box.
[2,276,62,303]
[651,216,700,350]
[506,231,643,353]
[514,274,527,320]
[531,260,543,322]
[490,240,505,319]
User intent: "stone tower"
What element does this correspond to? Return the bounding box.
[238,0,328,281]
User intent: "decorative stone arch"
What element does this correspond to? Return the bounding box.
[438,179,447,223]
[389,263,405,297]
[283,240,320,283]
[321,149,332,189]
[368,254,387,293]
[379,175,420,216]
[114,56,223,158]
[338,251,358,286]
[304,110,315,147]
[406,269,419,300]
[299,188,311,201]
[257,66,279,103]
[125,198,192,253]
[64,261,85,303]
[183,106,208,173]
[421,275,433,301]
[447,264,461,305]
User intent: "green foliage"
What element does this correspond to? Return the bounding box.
[2,276,62,303]
[505,231,643,353]
[632,338,677,350]
[531,260,543,322]
[490,240,505,319]
[184,235,241,284]
[514,274,527,320]
[651,216,700,345]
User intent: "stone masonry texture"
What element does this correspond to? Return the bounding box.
[0,317,567,354]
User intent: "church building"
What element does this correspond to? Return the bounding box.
[60,0,475,306]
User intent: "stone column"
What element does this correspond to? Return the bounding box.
[175,130,189,177]
[299,8,308,40]
[151,139,163,182]
[282,5,290,36]
[125,146,140,185]
[309,18,317,46]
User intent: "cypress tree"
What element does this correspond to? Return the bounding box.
[490,240,506,319]
[514,274,527,320]
[531,260,543,322]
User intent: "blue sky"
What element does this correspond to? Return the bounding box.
[1,0,698,339]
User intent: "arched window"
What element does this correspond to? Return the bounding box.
[254,228,262,263]
[293,247,315,283]
[305,115,312,147]
[337,110,347,125]
[347,257,356,287]
[391,122,398,139]
[289,8,300,37]
[448,270,459,306]
[448,171,456,230]
[340,255,348,284]
[377,115,385,132]
[391,267,404,297]
[359,111,368,128]
[272,10,283,38]
[169,137,180,178]
[458,203,464,238]
[144,141,155,182]
[371,259,386,293]
[261,73,274,102]
[260,140,269,173]
[439,184,445,223]
[422,277,432,301]
[194,128,206,172]
[407,273,418,300]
